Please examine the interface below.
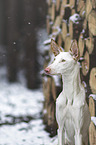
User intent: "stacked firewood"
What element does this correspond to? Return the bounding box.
[43,0,96,141]
[89,95,96,145]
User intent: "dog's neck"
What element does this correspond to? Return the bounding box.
[62,63,81,103]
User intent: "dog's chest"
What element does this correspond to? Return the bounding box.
[56,93,82,125]
[56,97,75,136]
[56,95,74,122]
[56,100,73,120]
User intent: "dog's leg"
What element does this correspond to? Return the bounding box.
[71,105,84,145]
[58,127,65,145]
[74,130,83,145]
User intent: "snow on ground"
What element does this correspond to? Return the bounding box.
[0,67,57,145]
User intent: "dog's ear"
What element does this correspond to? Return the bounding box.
[69,40,80,61]
[51,39,63,56]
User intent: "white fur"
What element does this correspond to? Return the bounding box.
[47,52,90,145]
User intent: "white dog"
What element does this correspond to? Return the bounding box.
[45,39,90,145]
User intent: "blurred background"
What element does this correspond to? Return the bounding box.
[0,0,47,89]
[0,1,56,144]
[0,0,96,144]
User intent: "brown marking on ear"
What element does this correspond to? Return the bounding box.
[69,40,80,61]
[51,39,63,56]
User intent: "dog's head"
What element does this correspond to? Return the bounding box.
[45,39,80,75]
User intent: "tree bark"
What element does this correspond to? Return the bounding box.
[23,0,39,89]
[6,0,19,82]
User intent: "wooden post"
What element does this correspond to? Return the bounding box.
[85,36,94,54]
[56,0,60,12]
[85,0,92,19]
[47,0,52,6]
[77,0,85,12]
[88,10,96,36]
[82,51,89,76]
[91,0,96,9]
[46,16,51,34]
[69,0,75,8]
[57,32,63,47]
[89,68,96,94]
[78,33,85,57]
[62,20,67,41]
[64,35,71,52]
[89,121,96,145]
[60,0,67,19]
[51,2,56,22]
[79,5,85,18]
[89,96,96,117]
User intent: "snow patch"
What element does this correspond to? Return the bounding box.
[44,38,51,45]
[0,67,57,145]
[69,14,81,24]
[89,94,96,100]
[91,117,96,126]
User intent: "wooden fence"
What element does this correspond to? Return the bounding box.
[43,0,96,143]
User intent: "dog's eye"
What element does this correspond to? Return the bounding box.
[61,59,65,62]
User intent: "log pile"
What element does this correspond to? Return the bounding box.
[43,0,96,140]
[89,95,96,145]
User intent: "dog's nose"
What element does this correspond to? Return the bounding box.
[44,67,50,74]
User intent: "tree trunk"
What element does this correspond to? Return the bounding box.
[23,0,39,89]
[6,0,19,82]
